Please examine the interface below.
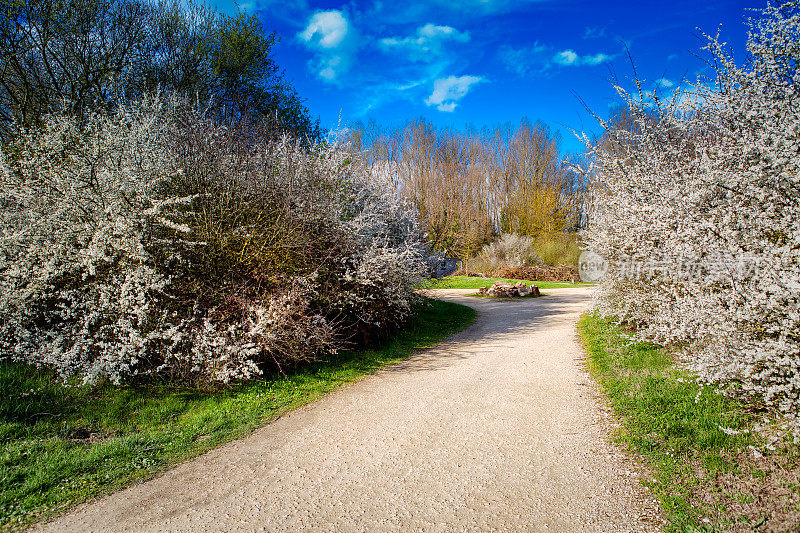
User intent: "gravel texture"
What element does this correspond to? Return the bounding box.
[38,287,662,532]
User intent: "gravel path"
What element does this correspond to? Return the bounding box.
[38,287,662,532]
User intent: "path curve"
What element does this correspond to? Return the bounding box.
[38,287,661,532]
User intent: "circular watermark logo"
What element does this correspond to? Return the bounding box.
[578,251,608,282]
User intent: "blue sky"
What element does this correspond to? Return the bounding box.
[213,0,762,154]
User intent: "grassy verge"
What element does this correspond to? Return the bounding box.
[422,275,592,290]
[0,297,476,531]
[577,313,800,532]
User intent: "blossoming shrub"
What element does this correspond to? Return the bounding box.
[478,233,542,269]
[0,97,427,385]
[584,4,800,424]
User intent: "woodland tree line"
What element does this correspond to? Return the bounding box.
[350,119,586,270]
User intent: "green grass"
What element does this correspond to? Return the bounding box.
[577,313,758,531]
[422,275,592,290]
[0,298,476,531]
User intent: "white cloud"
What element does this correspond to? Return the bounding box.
[499,43,548,75]
[299,11,348,48]
[298,10,357,82]
[379,23,469,62]
[318,55,345,81]
[425,75,483,112]
[553,49,614,67]
[583,53,612,65]
[655,78,674,88]
[419,23,467,40]
[501,45,614,76]
[553,49,578,65]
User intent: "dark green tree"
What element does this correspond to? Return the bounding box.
[0,0,323,142]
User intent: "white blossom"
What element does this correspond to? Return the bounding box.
[583,3,800,428]
[0,95,428,385]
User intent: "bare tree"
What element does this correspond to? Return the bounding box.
[350,118,586,265]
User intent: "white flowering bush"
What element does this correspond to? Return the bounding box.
[0,96,427,385]
[584,3,800,424]
[478,233,542,269]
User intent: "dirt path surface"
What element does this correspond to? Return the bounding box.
[38,287,661,532]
